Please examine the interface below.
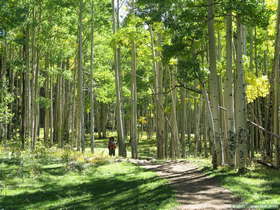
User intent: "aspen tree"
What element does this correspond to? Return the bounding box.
[130,0,138,159]
[112,0,126,157]
[235,18,248,171]
[207,0,222,168]
[224,9,236,167]
[273,0,280,168]
[90,0,95,153]
[77,0,85,152]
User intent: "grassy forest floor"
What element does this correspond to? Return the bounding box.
[190,158,280,209]
[1,135,280,209]
[0,147,177,209]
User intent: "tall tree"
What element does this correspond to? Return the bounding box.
[235,18,248,171]
[89,0,96,153]
[77,0,85,152]
[273,0,280,168]
[150,26,165,159]
[207,0,222,168]
[224,8,236,167]
[112,0,126,157]
[130,0,138,159]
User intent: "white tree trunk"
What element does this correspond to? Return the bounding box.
[77,0,85,152]
[224,10,236,167]
[112,0,126,157]
[207,0,222,168]
[235,18,248,171]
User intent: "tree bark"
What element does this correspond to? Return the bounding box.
[180,87,187,158]
[235,18,248,171]
[150,27,165,159]
[224,10,236,167]
[77,0,85,152]
[207,0,222,168]
[112,0,126,157]
[273,0,280,168]
[131,9,138,159]
[90,0,96,153]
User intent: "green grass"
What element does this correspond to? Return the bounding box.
[190,158,280,209]
[0,150,177,210]
[91,133,158,159]
[138,136,157,159]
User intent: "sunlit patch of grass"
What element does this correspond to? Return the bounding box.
[0,149,177,210]
[187,156,212,167]
[138,137,157,159]
[190,157,280,207]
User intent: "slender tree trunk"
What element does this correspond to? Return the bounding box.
[131,10,138,158]
[235,18,248,171]
[32,49,40,150]
[203,100,209,158]
[149,27,165,159]
[112,0,126,157]
[207,0,222,168]
[30,7,37,151]
[57,74,63,147]
[50,77,54,146]
[170,67,180,159]
[90,0,96,153]
[44,75,50,144]
[77,0,85,152]
[180,87,187,158]
[224,10,236,167]
[0,36,7,145]
[273,0,280,168]
[195,97,202,157]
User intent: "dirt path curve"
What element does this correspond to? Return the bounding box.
[130,160,239,210]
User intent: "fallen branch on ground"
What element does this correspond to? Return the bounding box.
[256,160,278,169]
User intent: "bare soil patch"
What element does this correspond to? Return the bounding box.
[130,159,240,210]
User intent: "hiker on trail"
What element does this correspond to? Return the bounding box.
[108,137,116,156]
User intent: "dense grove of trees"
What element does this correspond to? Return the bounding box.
[1,0,280,171]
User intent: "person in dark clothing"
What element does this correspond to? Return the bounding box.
[108,137,116,156]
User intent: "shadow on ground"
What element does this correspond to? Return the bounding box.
[0,157,176,210]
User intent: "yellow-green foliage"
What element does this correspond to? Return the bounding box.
[246,73,270,103]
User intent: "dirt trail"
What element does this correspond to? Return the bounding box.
[131,160,239,210]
